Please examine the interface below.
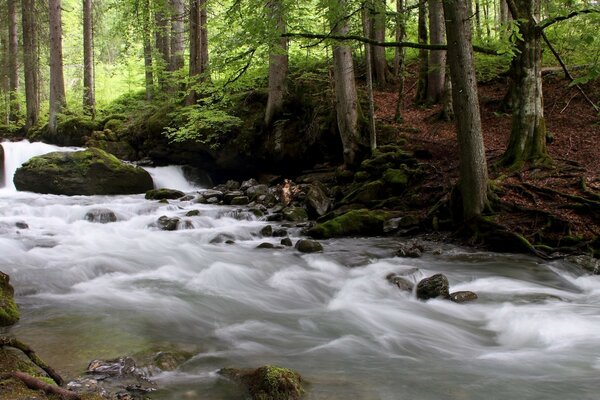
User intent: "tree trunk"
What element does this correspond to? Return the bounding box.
[501,0,549,168]
[8,0,19,122]
[22,0,39,128]
[199,0,208,76]
[49,0,66,134]
[1,33,8,125]
[499,0,509,24]
[169,0,184,72]
[329,0,363,167]
[143,0,154,100]
[442,0,489,221]
[362,4,376,151]
[415,0,428,104]
[440,69,454,121]
[83,0,95,117]
[264,0,288,127]
[187,0,208,105]
[155,0,170,87]
[370,0,387,87]
[426,0,446,104]
[393,0,406,122]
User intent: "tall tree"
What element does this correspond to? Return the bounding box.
[329,0,364,166]
[264,0,289,126]
[22,0,39,128]
[443,0,489,220]
[362,1,376,150]
[369,0,387,87]
[426,0,446,104]
[501,0,549,168]
[169,0,185,72]
[7,0,19,122]
[414,0,428,104]
[393,0,406,122]
[187,0,209,105]
[142,0,154,100]
[83,0,95,116]
[154,0,171,87]
[49,0,66,134]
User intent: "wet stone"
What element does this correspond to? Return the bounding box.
[416,274,450,300]
[295,239,323,253]
[281,238,293,247]
[230,196,250,206]
[257,243,277,249]
[386,273,414,292]
[260,225,273,237]
[273,228,288,237]
[15,222,29,229]
[85,208,117,224]
[186,210,201,217]
[450,291,478,303]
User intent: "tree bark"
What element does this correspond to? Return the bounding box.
[442,0,489,221]
[8,0,19,122]
[415,0,428,104]
[370,0,387,87]
[22,0,39,128]
[199,0,208,76]
[264,0,288,126]
[187,0,208,105]
[363,4,376,151]
[83,0,95,116]
[501,0,549,168]
[49,0,66,134]
[426,0,446,104]
[329,0,363,167]
[393,0,406,122]
[143,0,154,100]
[499,0,509,23]
[155,0,170,87]
[169,0,185,72]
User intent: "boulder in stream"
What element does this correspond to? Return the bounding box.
[295,239,323,253]
[0,271,19,326]
[13,148,153,195]
[386,273,414,293]
[307,209,390,239]
[416,274,450,300]
[450,291,478,303]
[145,188,185,200]
[219,365,304,400]
[85,208,118,224]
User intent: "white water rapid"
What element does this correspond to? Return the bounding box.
[1,141,600,399]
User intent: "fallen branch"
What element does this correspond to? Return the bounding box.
[0,336,64,386]
[8,371,81,400]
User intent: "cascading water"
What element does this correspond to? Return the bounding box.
[1,141,600,399]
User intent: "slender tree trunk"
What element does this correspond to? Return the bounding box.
[8,0,20,122]
[370,0,387,87]
[264,0,288,127]
[0,33,8,125]
[199,0,208,76]
[474,0,482,39]
[49,0,66,134]
[143,0,154,100]
[394,0,406,122]
[22,0,39,128]
[440,69,454,121]
[443,0,489,221]
[426,0,446,104]
[155,0,170,88]
[501,0,549,168]
[83,0,95,117]
[329,0,363,167]
[169,0,184,72]
[499,0,509,24]
[187,0,200,105]
[362,3,376,151]
[415,0,428,104]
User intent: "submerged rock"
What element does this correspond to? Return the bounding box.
[386,273,414,293]
[416,274,450,300]
[13,148,153,195]
[280,238,293,247]
[396,242,424,258]
[295,239,323,253]
[0,271,19,326]
[155,216,180,231]
[85,208,118,224]
[145,188,185,200]
[260,225,273,237]
[219,365,304,400]
[450,291,478,303]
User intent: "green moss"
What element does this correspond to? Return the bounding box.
[382,169,409,188]
[342,180,385,205]
[308,209,390,238]
[0,273,19,327]
[145,188,186,200]
[354,171,370,182]
[221,365,304,400]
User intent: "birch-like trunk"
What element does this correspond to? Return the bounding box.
[443,0,489,220]
[264,0,288,127]
[49,0,66,134]
[22,0,39,128]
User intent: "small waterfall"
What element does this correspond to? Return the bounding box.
[1,140,81,191]
[144,166,203,192]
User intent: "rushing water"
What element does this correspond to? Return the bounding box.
[1,141,600,399]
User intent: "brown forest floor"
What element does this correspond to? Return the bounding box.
[373,70,600,249]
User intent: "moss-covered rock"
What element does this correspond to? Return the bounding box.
[342,180,385,205]
[13,148,154,195]
[307,209,390,239]
[283,206,308,222]
[145,188,186,200]
[220,365,305,400]
[0,272,19,327]
[32,115,102,147]
[382,168,409,189]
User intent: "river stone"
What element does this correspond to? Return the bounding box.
[306,183,331,217]
[85,208,118,224]
[223,191,244,205]
[186,210,201,217]
[15,221,29,229]
[273,228,288,237]
[145,188,185,200]
[450,291,478,303]
[295,239,323,253]
[281,238,293,247]
[230,196,250,205]
[260,225,273,237]
[156,216,180,231]
[13,148,153,195]
[240,178,259,191]
[416,274,450,300]
[307,209,390,239]
[283,206,308,222]
[0,271,19,327]
[210,233,235,244]
[386,273,414,292]
[246,184,270,200]
[219,365,304,400]
[225,180,241,191]
[0,143,4,187]
[201,189,223,201]
[567,255,600,275]
[257,242,277,249]
[396,242,423,258]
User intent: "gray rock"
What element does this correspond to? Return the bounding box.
[225,180,241,191]
[306,183,331,217]
[145,188,185,200]
[85,208,118,224]
[295,239,323,253]
[257,242,277,249]
[567,255,600,275]
[273,228,288,237]
[246,184,270,200]
[450,291,478,303]
[224,191,244,205]
[281,238,293,247]
[416,274,450,300]
[230,196,250,205]
[156,216,180,231]
[386,273,414,292]
[15,221,29,229]
[260,225,273,237]
[186,210,201,217]
[201,189,223,201]
[396,242,424,258]
[283,206,308,222]
[240,178,259,191]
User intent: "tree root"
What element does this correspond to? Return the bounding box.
[0,336,64,386]
[0,371,81,400]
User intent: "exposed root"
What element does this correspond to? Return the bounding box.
[0,336,64,386]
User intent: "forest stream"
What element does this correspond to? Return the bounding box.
[2,141,600,400]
